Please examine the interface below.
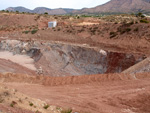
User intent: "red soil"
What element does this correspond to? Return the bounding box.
[0,13,150,113]
[0,104,34,113]
[1,73,150,113]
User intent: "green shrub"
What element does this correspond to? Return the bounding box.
[140,19,149,23]
[23,30,30,34]
[137,12,142,17]
[31,29,38,34]
[128,21,134,25]
[29,102,33,106]
[44,12,48,15]
[118,27,131,34]
[134,27,139,32]
[125,28,131,32]
[10,101,17,107]
[16,11,19,13]
[43,104,49,109]
[6,10,9,13]
[61,109,72,113]
[10,103,14,107]
[110,32,118,38]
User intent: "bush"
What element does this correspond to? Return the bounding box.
[16,11,19,13]
[23,30,30,34]
[110,32,118,38]
[125,28,131,32]
[118,27,131,34]
[10,103,14,107]
[44,12,48,15]
[134,27,139,32]
[128,21,134,25]
[140,19,149,23]
[43,104,49,109]
[137,12,142,17]
[61,109,72,113]
[29,102,33,106]
[10,101,17,107]
[31,29,38,34]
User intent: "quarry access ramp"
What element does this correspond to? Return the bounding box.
[122,57,150,74]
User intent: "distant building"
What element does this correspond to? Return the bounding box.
[48,21,57,28]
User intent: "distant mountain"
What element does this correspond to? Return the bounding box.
[143,0,150,3]
[73,0,150,14]
[6,6,75,15]
[33,7,51,14]
[6,6,32,13]
[5,0,150,15]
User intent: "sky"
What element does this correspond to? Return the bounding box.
[0,0,110,10]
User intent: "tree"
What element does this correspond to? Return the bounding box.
[137,12,142,17]
[16,11,19,13]
[44,12,48,15]
[6,10,9,13]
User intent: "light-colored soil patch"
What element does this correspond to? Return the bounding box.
[77,22,99,26]
[0,51,36,70]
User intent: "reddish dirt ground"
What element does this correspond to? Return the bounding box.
[0,13,150,113]
[0,13,150,56]
[0,104,34,113]
[1,73,150,113]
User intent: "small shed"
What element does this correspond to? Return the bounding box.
[48,21,57,28]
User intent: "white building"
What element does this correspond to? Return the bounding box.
[48,21,57,28]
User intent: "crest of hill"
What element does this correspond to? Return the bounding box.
[6,6,32,13]
[6,6,75,15]
[5,0,150,15]
[73,0,150,14]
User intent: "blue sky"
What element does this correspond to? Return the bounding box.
[0,0,110,10]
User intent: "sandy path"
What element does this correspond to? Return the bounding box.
[77,22,99,26]
[0,51,36,70]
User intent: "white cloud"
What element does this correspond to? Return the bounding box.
[0,0,110,10]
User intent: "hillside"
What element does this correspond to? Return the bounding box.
[73,0,150,14]
[0,83,61,113]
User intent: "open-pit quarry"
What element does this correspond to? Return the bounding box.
[0,39,146,76]
[0,13,150,113]
[0,39,150,113]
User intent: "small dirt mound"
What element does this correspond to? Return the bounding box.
[1,72,150,86]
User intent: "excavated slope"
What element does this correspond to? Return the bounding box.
[0,40,145,76]
[123,57,150,74]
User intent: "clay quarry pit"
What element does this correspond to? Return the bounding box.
[0,12,150,113]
